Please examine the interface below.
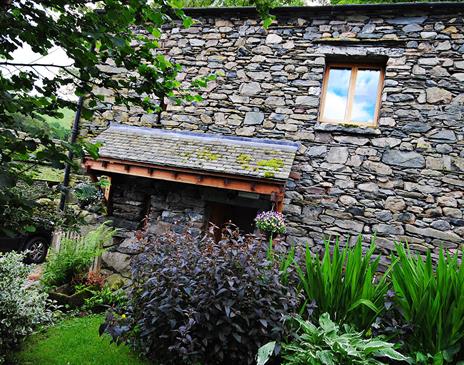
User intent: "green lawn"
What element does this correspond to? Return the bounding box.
[11,315,148,365]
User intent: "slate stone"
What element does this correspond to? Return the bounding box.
[95,124,298,181]
[403,24,423,32]
[387,93,415,102]
[239,82,261,96]
[326,147,349,164]
[347,207,364,217]
[436,144,453,154]
[431,220,451,231]
[306,145,327,157]
[295,95,319,107]
[405,224,461,242]
[244,111,264,125]
[430,129,457,142]
[376,210,393,222]
[426,87,453,104]
[374,223,404,235]
[402,123,431,133]
[452,73,464,82]
[265,33,283,44]
[386,16,427,25]
[382,150,425,168]
[420,31,437,39]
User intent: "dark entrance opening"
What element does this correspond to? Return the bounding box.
[207,202,259,241]
[204,188,273,242]
[209,202,259,232]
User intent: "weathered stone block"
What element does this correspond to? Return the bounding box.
[244,111,264,125]
[430,220,451,231]
[426,87,453,104]
[102,251,131,275]
[382,150,425,168]
[405,224,461,243]
[385,197,406,212]
[374,223,404,235]
[437,196,458,208]
[326,147,349,164]
[265,33,282,44]
[363,160,393,176]
[295,95,319,107]
[236,126,255,136]
[239,82,261,96]
[358,182,379,194]
[339,195,357,206]
[306,145,327,157]
[334,219,364,233]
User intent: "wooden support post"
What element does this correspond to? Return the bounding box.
[271,190,285,212]
[275,192,284,212]
[103,175,112,202]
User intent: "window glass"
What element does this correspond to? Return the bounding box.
[351,69,381,124]
[321,68,351,122]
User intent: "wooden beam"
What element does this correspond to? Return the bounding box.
[83,158,284,196]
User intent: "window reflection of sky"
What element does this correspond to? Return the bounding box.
[322,68,351,121]
[352,70,380,123]
[322,67,381,124]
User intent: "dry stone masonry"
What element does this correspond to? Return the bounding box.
[83,3,464,268]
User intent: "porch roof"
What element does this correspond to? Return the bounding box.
[92,123,299,182]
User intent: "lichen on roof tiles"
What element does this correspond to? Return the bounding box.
[94,123,299,181]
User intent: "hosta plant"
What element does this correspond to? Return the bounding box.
[296,236,390,330]
[257,313,408,365]
[0,252,52,364]
[101,228,300,365]
[391,244,464,364]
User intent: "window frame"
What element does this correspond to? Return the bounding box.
[319,63,385,127]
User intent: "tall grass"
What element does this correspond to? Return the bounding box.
[296,236,390,330]
[392,244,464,360]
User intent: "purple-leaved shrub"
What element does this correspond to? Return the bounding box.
[101,226,300,365]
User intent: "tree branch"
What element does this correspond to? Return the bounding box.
[0,62,74,69]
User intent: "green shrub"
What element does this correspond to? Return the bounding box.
[296,236,390,330]
[0,252,52,364]
[391,245,464,363]
[257,313,408,365]
[74,182,104,208]
[41,223,115,288]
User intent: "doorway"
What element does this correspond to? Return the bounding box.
[207,202,259,241]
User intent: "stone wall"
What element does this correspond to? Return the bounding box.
[85,4,464,255]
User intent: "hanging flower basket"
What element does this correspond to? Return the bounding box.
[255,211,286,240]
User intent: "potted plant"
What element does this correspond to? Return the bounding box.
[255,210,286,238]
[255,211,286,259]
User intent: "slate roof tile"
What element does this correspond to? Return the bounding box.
[94,123,299,181]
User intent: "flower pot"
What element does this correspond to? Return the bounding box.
[261,231,278,241]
